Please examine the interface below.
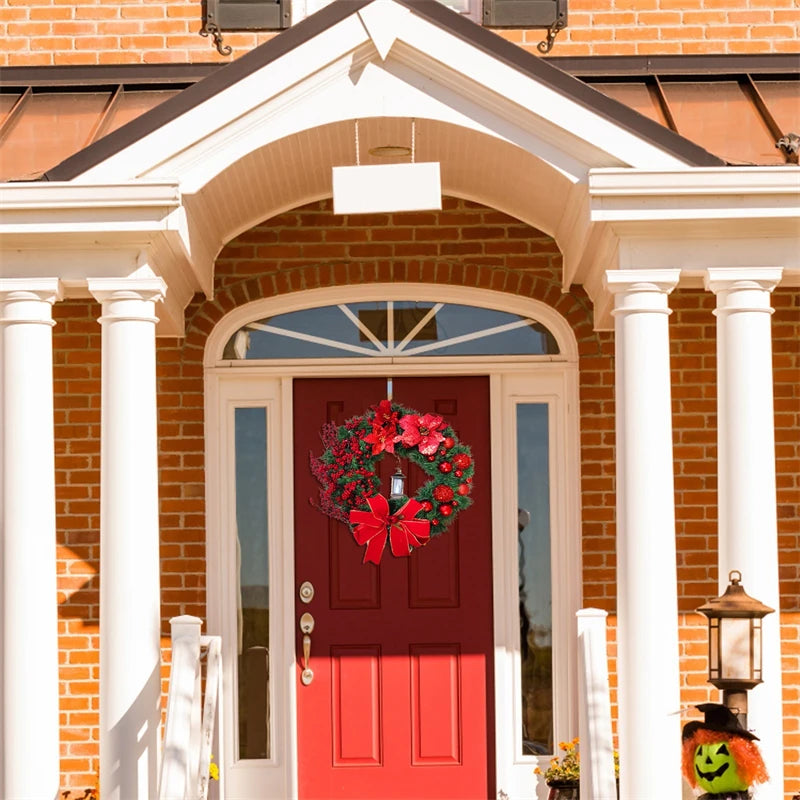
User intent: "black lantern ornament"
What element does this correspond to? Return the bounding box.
[696,570,774,728]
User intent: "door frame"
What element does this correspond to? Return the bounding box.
[204,285,582,800]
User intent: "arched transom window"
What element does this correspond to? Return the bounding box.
[222,300,560,360]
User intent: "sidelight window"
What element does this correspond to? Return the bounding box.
[234,407,271,759]
[516,402,553,755]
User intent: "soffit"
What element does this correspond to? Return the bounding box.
[180,117,573,255]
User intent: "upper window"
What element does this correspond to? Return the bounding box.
[222,300,560,360]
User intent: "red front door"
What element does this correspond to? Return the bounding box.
[293,376,494,800]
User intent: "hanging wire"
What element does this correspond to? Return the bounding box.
[411,118,416,163]
[355,119,360,166]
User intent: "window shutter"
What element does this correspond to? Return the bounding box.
[482,0,566,30]
[205,0,289,33]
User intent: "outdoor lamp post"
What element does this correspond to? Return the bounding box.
[696,570,774,728]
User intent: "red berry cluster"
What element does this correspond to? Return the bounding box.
[310,419,380,525]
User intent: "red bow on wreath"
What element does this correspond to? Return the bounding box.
[349,494,431,565]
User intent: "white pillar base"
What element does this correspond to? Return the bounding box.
[0,279,62,800]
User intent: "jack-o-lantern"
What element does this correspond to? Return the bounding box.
[682,704,768,797]
[693,741,746,793]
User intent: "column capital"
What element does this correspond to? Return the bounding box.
[88,277,167,326]
[604,269,681,294]
[0,278,63,305]
[576,608,609,622]
[87,277,167,306]
[0,279,63,326]
[704,267,783,296]
[604,269,681,316]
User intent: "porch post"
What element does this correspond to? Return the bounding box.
[604,269,682,800]
[88,277,166,800]
[704,267,784,797]
[0,279,63,800]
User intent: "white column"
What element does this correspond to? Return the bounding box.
[704,267,784,798]
[88,278,166,800]
[604,269,682,800]
[0,279,63,800]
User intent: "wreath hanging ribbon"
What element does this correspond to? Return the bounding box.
[310,400,474,565]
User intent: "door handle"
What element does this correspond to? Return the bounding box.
[299,612,315,685]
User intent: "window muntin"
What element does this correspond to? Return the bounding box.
[222,301,559,360]
[234,407,271,760]
[517,402,553,756]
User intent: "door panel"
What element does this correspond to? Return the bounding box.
[293,377,494,800]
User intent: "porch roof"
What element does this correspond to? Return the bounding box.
[1,0,797,337]
[2,54,798,183]
[26,0,733,181]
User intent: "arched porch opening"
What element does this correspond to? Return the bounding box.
[197,195,588,799]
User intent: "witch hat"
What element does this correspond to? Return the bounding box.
[682,703,758,741]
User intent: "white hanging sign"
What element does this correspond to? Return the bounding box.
[332,162,442,215]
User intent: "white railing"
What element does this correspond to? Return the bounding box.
[159,615,222,800]
[577,608,617,800]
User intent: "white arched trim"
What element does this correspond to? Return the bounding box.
[203,283,580,368]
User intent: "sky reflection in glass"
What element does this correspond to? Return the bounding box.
[223,301,559,359]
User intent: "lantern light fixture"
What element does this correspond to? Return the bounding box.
[696,569,774,727]
[389,467,406,500]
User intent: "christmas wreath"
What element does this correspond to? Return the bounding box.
[310,400,474,564]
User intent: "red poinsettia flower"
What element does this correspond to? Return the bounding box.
[399,412,446,455]
[364,399,401,455]
[364,423,400,455]
[372,399,397,428]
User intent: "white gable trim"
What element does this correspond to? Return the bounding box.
[69,0,691,189]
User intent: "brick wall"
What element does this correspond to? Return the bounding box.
[3,0,799,67]
[54,199,800,795]
[54,301,101,793]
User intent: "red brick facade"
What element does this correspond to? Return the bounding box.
[3,0,799,67]
[54,199,800,795]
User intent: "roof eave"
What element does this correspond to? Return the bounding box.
[43,0,724,183]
